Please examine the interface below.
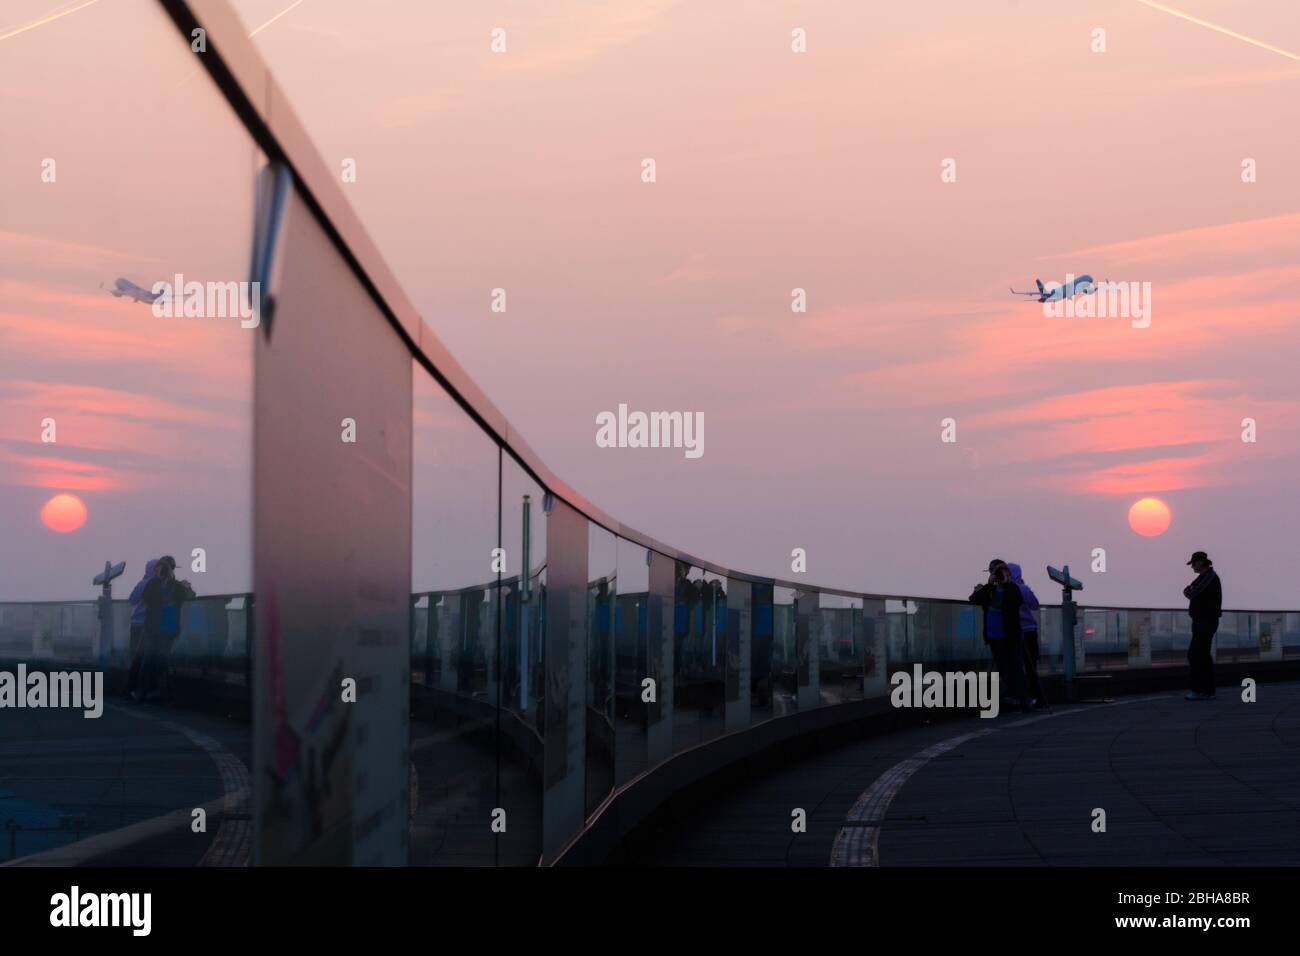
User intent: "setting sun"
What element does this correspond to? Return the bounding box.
[1128,497,1171,537]
[40,493,88,533]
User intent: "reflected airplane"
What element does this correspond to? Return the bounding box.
[103,277,169,305]
[1010,274,1098,303]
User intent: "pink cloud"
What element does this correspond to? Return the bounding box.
[1051,212,1300,268]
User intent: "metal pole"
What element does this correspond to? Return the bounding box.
[1061,563,1077,682]
[93,560,125,668]
[1061,590,1076,681]
[520,494,532,603]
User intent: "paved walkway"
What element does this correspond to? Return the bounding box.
[0,701,249,866]
[634,681,1300,866]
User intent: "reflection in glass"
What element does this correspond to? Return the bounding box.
[1257,612,1286,663]
[884,599,914,666]
[910,600,937,662]
[750,582,775,723]
[794,589,819,710]
[771,586,798,717]
[612,539,651,784]
[410,367,500,866]
[951,600,984,665]
[817,594,863,705]
[672,565,726,752]
[723,577,752,732]
[499,457,547,863]
[1219,611,1251,662]
[0,4,254,866]
[862,599,889,697]
[586,524,617,814]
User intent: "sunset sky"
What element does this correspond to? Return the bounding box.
[3,0,1299,607]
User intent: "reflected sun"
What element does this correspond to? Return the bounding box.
[40,493,88,533]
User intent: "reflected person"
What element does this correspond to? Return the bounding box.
[139,555,195,701]
[124,559,157,701]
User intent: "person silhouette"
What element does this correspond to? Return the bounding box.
[1183,551,1222,701]
[1007,563,1044,709]
[969,559,1029,712]
[124,559,156,701]
[138,555,195,701]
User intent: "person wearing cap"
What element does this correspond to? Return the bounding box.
[1182,551,1222,701]
[969,559,1029,712]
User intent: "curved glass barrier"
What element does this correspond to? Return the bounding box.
[6,0,1297,869]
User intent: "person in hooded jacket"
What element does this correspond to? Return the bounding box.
[124,559,157,701]
[969,559,1029,712]
[1007,563,1044,709]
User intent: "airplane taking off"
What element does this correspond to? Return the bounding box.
[103,277,168,305]
[1010,274,1098,303]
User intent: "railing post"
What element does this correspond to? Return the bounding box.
[1048,564,1083,697]
[1062,593,1077,681]
[521,495,532,603]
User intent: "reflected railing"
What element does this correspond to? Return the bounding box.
[0,595,252,681]
[6,595,1294,698]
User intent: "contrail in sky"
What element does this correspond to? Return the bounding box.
[171,0,310,92]
[1134,0,1300,62]
[0,0,305,47]
[249,0,308,38]
[0,0,101,44]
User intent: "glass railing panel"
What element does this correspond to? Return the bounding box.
[1257,612,1286,663]
[612,538,654,786]
[723,576,753,731]
[883,599,915,668]
[1080,608,1118,670]
[943,599,982,667]
[1285,613,1300,656]
[771,586,798,717]
[817,594,863,705]
[1038,605,1064,674]
[862,599,890,698]
[498,457,547,864]
[1124,609,1154,668]
[0,0,254,866]
[585,523,617,817]
[749,582,775,725]
[793,588,819,710]
[168,595,251,687]
[409,365,501,866]
[672,564,726,753]
[645,550,675,766]
[1150,609,1179,665]
[1218,611,1255,662]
